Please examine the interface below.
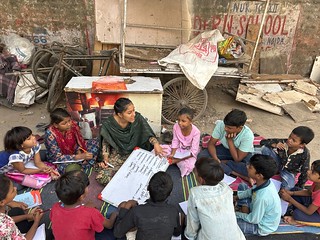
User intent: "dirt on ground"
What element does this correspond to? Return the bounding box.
[0,78,319,161]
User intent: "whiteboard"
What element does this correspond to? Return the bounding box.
[101,148,169,206]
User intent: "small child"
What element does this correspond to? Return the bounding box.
[198,109,254,181]
[185,157,245,239]
[113,171,181,240]
[162,107,200,176]
[0,174,43,240]
[235,154,281,236]
[280,160,320,224]
[45,108,99,173]
[50,170,117,240]
[1,126,59,184]
[261,126,314,189]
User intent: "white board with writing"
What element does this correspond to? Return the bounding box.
[101,148,169,207]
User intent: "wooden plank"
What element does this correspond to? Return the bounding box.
[236,84,283,115]
[262,90,319,107]
[244,24,260,73]
[282,102,317,123]
[250,74,304,81]
[293,81,318,96]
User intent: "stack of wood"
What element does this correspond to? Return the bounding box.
[236,74,320,122]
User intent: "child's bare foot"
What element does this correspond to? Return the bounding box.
[283,216,298,225]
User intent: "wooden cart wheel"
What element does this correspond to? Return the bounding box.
[46,68,63,112]
[162,76,208,125]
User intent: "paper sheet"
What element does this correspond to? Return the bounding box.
[101,148,169,206]
[32,223,46,240]
[179,201,188,215]
[52,159,84,164]
[223,174,237,185]
[173,151,191,159]
[270,179,289,216]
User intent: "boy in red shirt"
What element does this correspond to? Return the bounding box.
[50,170,117,240]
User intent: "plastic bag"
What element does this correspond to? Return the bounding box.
[158,30,224,90]
[2,33,35,64]
[218,36,245,59]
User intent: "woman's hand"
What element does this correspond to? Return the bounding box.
[154,143,164,156]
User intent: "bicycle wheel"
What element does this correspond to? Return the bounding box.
[162,76,208,124]
[46,68,63,112]
[31,49,58,88]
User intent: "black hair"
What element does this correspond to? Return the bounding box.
[148,171,173,202]
[195,157,224,186]
[4,126,32,152]
[249,154,277,180]
[114,98,133,114]
[292,126,314,144]
[178,107,194,121]
[311,160,320,175]
[223,109,247,127]
[55,170,89,205]
[50,108,71,125]
[0,174,11,202]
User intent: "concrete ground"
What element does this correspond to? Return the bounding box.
[0,79,319,162]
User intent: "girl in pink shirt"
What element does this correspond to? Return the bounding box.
[280,160,320,224]
[162,108,200,177]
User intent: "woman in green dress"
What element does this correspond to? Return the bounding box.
[96,97,164,185]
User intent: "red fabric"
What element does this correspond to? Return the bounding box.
[50,203,104,240]
[48,121,86,155]
[311,183,320,214]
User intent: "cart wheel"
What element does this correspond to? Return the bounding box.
[46,68,63,112]
[162,77,208,124]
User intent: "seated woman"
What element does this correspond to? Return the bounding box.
[44,108,99,173]
[96,97,163,185]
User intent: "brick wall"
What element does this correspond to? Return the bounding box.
[0,0,95,51]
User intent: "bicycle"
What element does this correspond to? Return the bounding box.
[31,42,118,111]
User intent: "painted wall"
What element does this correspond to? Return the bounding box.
[0,0,95,51]
[0,0,319,76]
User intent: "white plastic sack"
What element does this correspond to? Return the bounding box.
[14,74,40,106]
[158,30,224,90]
[2,33,35,64]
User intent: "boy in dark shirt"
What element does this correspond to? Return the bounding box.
[113,171,181,240]
[261,126,314,189]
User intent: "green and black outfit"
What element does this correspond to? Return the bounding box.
[96,112,156,185]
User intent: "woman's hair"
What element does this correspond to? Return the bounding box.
[178,107,194,121]
[114,98,133,114]
[55,170,90,205]
[4,126,32,151]
[50,108,71,124]
[0,174,11,201]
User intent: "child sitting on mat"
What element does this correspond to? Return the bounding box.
[234,154,281,236]
[50,170,117,240]
[198,109,254,182]
[0,174,43,239]
[161,107,200,177]
[280,160,320,225]
[261,126,314,190]
[185,157,245,239]
[1,126,59,187]
[113,171,181,240]
[45,108,99,173]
